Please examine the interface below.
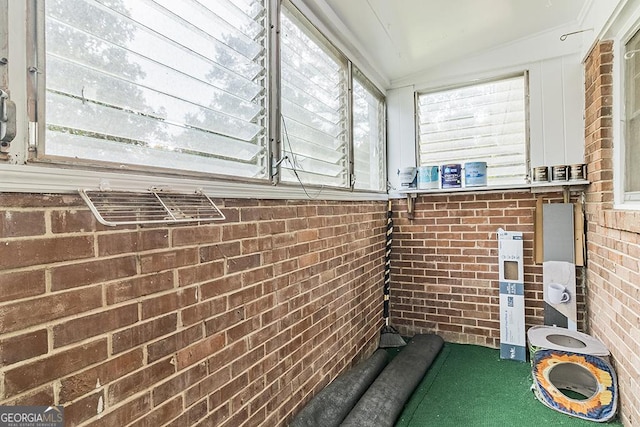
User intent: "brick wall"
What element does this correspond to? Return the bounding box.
[0,193,385,426]
[584,40,640,427]
[389,191,586,346]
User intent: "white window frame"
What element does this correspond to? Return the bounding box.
[352,67,386,192]
[0,0,387,201]
[415,73,530,188]
[613,3,640,210]
[36,0,271,182]
[278,0,350,189]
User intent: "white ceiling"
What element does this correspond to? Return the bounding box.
[304,0,589,85]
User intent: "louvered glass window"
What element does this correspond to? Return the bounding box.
[280,4,349,188]
[353,69,385,191]
[43,0,269,179]
[417,75,528,186]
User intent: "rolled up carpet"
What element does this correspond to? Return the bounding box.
[290,349,389,427]
[341,334,444,427]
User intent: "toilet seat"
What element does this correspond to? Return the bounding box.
[527,325,609,357]
[532,349,617,422]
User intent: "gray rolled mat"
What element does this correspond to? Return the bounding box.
[290,349,389,427]
[341,334,444,427]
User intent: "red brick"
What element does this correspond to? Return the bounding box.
[152,362,207,405]
[227,317,260,342]
[176,332,225,370]
[227,253,261,274]
[0,192,71,209]
[207,340,247,373]
[247,406,267,426]
[239,206,274,221]
[64,390,103,427]
[6,386,54,406]
[242,265,274,286]
[112,314,177,354]
[50,209,95,233]
[0,195,397,427]
[218,372,249,405]
[246,294,276,319]
[299,252,319,268]
[0,236,93,269]
[199,275,243,300]
[0,269,45,303]
[273,259,298,276]
[391,191,562,344]
[147,324,203,363]
[129,396,182,427]
[178,261,225,287]
[172,225,221,246]
[50,256,137,291]
[181,298,227,326]
[219,406,249,427]
[0,329,48,366]
[242,236,273,254]
[97,229,169,256]
[199,241,241,262]
[184,367,232,407]
[222,223,257,241]
[90,393,151,427]
[257,220,286,235]
[229,286,260,309]
[59,349,144,402]
[0,210,46,237]
[164,400,207,427]
[204,310,245,337]
[198,401,232,427]
[106,271,173,304]
[4,339,108,397]
[231,345,265,377]
[141,290,194,320]
[139,248,198,274]
[297,229,318,242]
[0,287,102,333]
[108,358,175,405]
[53,304,138,348]
[288,243,310,258]
[286,217,308,232]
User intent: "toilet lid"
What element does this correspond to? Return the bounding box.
[527,326,609,357]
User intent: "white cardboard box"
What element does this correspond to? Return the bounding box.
[497,228,526,361]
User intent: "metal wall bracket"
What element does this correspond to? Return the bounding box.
[79,188,226,227]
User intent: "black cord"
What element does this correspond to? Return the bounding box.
[280,115,325,199]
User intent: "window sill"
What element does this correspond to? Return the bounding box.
[393,179,590,197]
[0,164,388,202]
[394,180,590,219]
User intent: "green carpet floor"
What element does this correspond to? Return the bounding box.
[392,342,623,427]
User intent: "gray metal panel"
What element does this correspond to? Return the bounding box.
[542,203,575,263]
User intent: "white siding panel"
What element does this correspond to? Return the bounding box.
[541,57,566,166]
[386,85,416,193]
[562,55,585,165]
[528,62,545,168]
